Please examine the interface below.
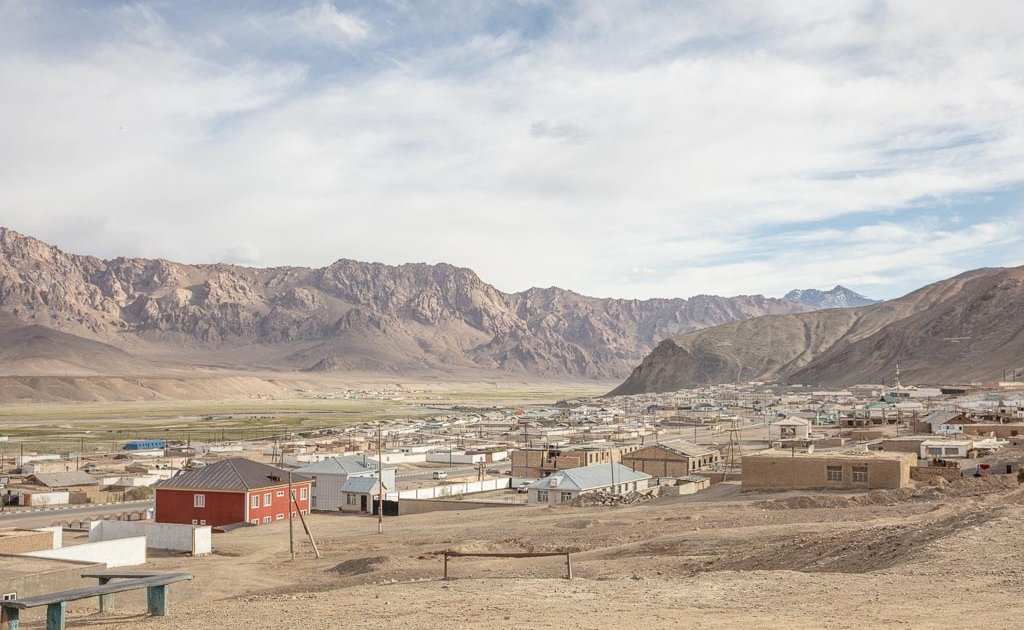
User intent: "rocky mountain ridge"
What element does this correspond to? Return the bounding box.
[784,285,877,309]
[610,266,1024,393]
[0,227,814,379]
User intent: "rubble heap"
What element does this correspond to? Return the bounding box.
[568,489,656,508]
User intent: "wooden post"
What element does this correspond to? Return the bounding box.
[3,606,19,630]
[291,490,321,559]
[45,601,66,630]
[146,585,167,616]
[443,551,449,581]
[565,553,573,580]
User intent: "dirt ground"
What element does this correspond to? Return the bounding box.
[55,476,1024,629]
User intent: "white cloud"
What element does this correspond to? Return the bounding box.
[1,1,1023,302]
[289,1,371,47]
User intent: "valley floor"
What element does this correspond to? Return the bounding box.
[48,477,1024,629]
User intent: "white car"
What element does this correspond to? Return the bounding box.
[432,471,448,480]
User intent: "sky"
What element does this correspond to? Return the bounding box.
[2,1,1024,301]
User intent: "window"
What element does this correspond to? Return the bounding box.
[300,487,308,500]
[826,466,843,482]
[927,447,943,456]
[560,492,572,502]
[251,495,260,508]
[191,519,198,525]
[193,494,205,508]
[199,520,206,525]
[276,490,285,497]
[250,519,258,525]
[264,492,272,506]
[537,491,549,502]
[346,494,358,506]
[276,513,284,521]
[944,448,959,456]
[852,466,868,483]
[263,516,271,524]
[1,593,16,602]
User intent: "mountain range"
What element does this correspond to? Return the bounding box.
[784,286,878,309]
[610,266,1024,394]
[0,227,823,381]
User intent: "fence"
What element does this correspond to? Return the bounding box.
[386,478,511,501]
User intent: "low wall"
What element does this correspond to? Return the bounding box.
[398,498,529,516]
[911,466,962,482]
[0,530,53,554]
[386,478,511,501]
[88,520,212,555]
[24,536,147,567]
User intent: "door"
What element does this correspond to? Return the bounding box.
[360,495,367,512]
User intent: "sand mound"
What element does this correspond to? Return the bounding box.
[330,556,394,576]
[714,506,1004,574]
[755,475,1020,511]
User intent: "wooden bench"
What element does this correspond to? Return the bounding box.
[1,572,193,630]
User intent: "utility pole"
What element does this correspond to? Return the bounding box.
[377,421,384,534]
[288,471,295,561]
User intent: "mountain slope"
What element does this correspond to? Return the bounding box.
[784,286,877,309]
[0,227,811,380]
[610,267,1021,394]
[0,312,151,376]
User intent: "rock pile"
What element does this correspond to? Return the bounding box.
[568,490,656,508]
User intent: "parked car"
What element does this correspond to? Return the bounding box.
[432,471,448,480]
[516,482,530,494]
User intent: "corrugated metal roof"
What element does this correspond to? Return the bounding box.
[527,463,651,491]
[340,477,380,494]
[29,471,99,487]
[294,455,386,475]
[155,458,309,491]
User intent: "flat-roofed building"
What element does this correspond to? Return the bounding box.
[742,450,914,491]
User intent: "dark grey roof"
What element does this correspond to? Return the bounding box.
[28,471,99,487]
[155,458,309,491]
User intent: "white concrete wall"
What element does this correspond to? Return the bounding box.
[87,521,212,555]
[22,491,69,506]
[426,452,487,464]
[386,478,511,500]
[25,536,146,567]
[34,526,62,549]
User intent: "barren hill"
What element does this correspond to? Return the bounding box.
[0,227,811,381]
[610,266,1024,393]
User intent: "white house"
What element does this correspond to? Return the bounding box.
[920,440,973,459]
[525,463,651,505]
[295,455,396,512]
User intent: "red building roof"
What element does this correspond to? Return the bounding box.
[155,458,310,492]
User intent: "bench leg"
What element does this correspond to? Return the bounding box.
[146,585,167,616]
[45,602,66,630]
[3,606,19,630]
[98,593,114,612]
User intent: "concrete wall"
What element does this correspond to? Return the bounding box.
[910,466,962,482]
[385,478,511,500]
[21,491,69,506]
[0,531,54,554]
[425,452,487,464]
[962,424,1024,439]
[88,521,212,555]
[398,498,528,516]
[742,452,913,491]
[24,536,147,568]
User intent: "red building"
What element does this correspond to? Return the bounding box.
[154,458,312,528]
